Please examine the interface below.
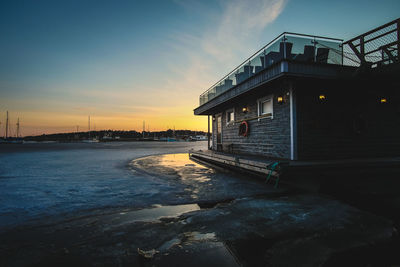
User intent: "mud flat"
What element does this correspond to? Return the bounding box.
[1,152,399,266]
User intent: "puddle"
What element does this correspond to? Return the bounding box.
[104,204,200,228]
[104,198,235,230]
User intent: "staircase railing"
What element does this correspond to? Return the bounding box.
[343,18,399,68]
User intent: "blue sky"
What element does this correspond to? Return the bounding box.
[0,0,399,135]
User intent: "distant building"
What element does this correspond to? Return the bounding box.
[194,19,400,160]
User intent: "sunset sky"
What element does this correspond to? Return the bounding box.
[1,0,399,136]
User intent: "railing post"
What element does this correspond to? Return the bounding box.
[283,34,287,59]
[283,35,286,59]
[360,36,365,60]
[313,37,317,62]
[263,49,266,68]
[341,43,344,65]
[397,19,400,56]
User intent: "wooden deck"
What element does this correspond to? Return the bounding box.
[189,150,283,178]
[189,149,400,191]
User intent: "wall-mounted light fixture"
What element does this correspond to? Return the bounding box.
[277,96,284,104]
[242,107,249,113]
[380,97,388,104]
[319,94,327,101]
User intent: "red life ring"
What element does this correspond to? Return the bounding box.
[238,121,249,137]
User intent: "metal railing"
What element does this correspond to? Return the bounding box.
[199,19,400,106]
[342,18,399,68]
[199,32,343,106]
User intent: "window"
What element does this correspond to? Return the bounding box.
[226,108,235,124]
[257,95,273,119]
[261,100,272,114]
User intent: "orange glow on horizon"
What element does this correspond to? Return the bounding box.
[1,110,208,137]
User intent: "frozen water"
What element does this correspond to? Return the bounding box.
[0,142,397,266]
[0,141,276,229]
[0,142,206,228]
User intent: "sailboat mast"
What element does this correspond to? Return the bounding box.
[16,118,20,138]
[88,116,91,140]
[5,111,9,139]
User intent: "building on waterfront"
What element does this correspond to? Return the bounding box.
[194,19,400,160]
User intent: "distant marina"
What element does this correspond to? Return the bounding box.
[0,111,208,144]
[8,129,208,143]
[0,111,23,144]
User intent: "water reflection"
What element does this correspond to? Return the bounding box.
[130,153,276,205]
[131,153,214,199]
[159,154,213,199]
[159,153,202,168]
[103,203,200,229]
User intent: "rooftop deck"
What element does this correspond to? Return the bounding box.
[199,32,343,107]
[196,19,399,114]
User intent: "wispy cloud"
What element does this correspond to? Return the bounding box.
[167,0,287,99]
[205,0,286,60]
